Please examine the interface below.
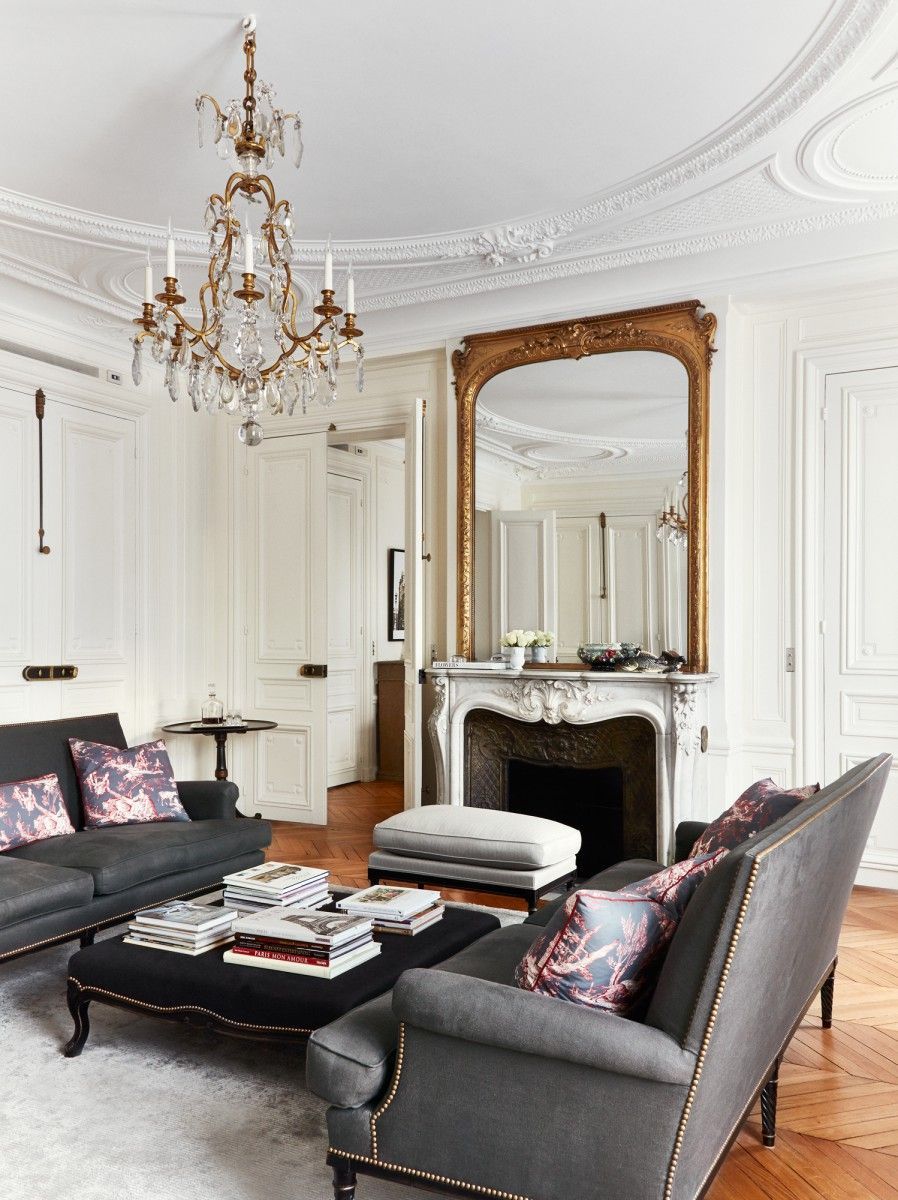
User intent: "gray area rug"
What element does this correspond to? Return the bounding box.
[1,903,524,1200]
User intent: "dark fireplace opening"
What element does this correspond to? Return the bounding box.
[463,710,656,879]
[507,760,625,878]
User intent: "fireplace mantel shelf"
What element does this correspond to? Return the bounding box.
[425,666,719,862]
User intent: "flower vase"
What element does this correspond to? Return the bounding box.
[532,646,548,663]
[508,646,526,670]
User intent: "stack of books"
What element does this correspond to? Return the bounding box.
[222,862,331,913]
[124,902,238,955]
[337,885,445,935]
[223,908,380,978]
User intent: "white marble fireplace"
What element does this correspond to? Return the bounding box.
[426,667,717,864]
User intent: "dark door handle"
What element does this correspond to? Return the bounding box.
[23,665,79,681]
[299,664,328,678]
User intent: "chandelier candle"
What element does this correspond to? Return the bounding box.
[129,17,365,445]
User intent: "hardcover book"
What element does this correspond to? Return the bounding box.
[234,906,373,946]
[223,941,381,979]
[222,862,328,894]
[134,902,237,932]
[337,885,442,920]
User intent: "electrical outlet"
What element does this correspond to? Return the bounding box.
[106,369,122,385]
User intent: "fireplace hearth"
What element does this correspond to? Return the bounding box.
[426,666,717,864]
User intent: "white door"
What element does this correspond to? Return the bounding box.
[0,383,137,729]
[403,401,426,808]
[605,514,658,651]
[326,470,364,787]
[241,431,329,823]
[490,509,557,646]
[824,367,898,887]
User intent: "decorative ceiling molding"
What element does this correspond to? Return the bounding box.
[0,0,895,331]
[798,82,898,192]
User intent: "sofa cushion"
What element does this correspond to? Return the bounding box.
[0,713,127,828]
[524,857,662,927]
[307,923,535,1108]
[627,851,726,920]
[6,819,270,895]
[514,890,677,1014]
[69,738,189,827]
[0,856,94,928]
[0,774,75,851]
[690,778,819,856]
[373,806,581,870]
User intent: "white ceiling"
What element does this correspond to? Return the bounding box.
[2,0,898,348]
[476,352,688,479]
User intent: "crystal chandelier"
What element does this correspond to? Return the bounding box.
[130,16,364,446]
[657,471,688,549]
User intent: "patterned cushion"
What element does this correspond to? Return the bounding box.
[0,773,76,851]
[690,779,820,857]
[514,890,677,1015]
[69,738,189,828]
[627,851,726,919]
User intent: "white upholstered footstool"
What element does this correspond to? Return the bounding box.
[368,806,581,913]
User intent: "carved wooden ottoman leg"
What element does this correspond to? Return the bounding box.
[63,981,91,1057]
[821,961,836,1029]
[761,1057,780,1148]
[332,1160,357,1200]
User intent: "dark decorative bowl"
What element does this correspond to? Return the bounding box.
[577,642,642,671]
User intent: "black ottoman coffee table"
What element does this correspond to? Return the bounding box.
[63,902,499,1055]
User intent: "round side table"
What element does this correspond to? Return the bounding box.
[161,719,278,781]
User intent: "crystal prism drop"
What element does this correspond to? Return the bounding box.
[217,132,229,160]
[168,362,181,403]
[309,348,320,380]
[220,374,238,414]
[130,338,142,387]
[327,327,339,388]
[196,97,205,149]
[202,366,219,408]
[300,368,311,415]
[220,271,232,309]
[266,376,281,414]
[283,207,295,237]
[178,334,190,367]
[293,118,304,169]
[204,201,216,231]
[323,380,337,408]
[282,370,299,417]
[151,330,166,364]
[356,345,365,394]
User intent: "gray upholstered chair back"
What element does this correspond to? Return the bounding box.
[646,753,890,1199]
[0,713,128,829]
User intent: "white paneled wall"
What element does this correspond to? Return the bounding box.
[0,316,212,782]
[728,287,898,887]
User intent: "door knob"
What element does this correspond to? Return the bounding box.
[299,664,328,678]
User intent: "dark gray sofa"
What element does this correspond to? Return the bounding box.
[307,753,890,1200]
[0,713,272,962]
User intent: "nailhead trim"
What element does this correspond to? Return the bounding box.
[329,1148,532,1200]
[0,882,220,962]
[662,860,759,1200]
[370,1021,406,1158]
[67,978,314,1035]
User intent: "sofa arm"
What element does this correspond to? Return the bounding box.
[675,819,709,861]
[176,780,239,821]
[392,969,695,1086]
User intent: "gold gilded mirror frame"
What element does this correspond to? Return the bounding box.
[453,299,716,672]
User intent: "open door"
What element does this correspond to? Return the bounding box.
[241,430,329,823]
[403,400,425,808]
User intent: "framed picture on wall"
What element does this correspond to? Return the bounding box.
[388,548,406,641]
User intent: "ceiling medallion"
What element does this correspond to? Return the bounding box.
[129,15,363,446]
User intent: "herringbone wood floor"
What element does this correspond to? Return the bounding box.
[269,781,898,1199]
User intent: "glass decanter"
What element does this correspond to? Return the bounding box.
[201,684,224,725]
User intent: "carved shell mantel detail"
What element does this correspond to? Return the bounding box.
[672,683,701,756]
[496,679,612,725]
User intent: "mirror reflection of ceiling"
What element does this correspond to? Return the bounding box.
[476,353,688,479]
[2,0,898,340]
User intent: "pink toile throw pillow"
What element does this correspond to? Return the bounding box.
[69,738,189,828]
[690,778,819,857]
[0,773,76,851]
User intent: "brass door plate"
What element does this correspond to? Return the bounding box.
[299,664,328,678]
[23,665,79,681]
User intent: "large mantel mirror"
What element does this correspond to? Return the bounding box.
[454,301,716,672]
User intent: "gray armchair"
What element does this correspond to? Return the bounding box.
[309,753,890,1200]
